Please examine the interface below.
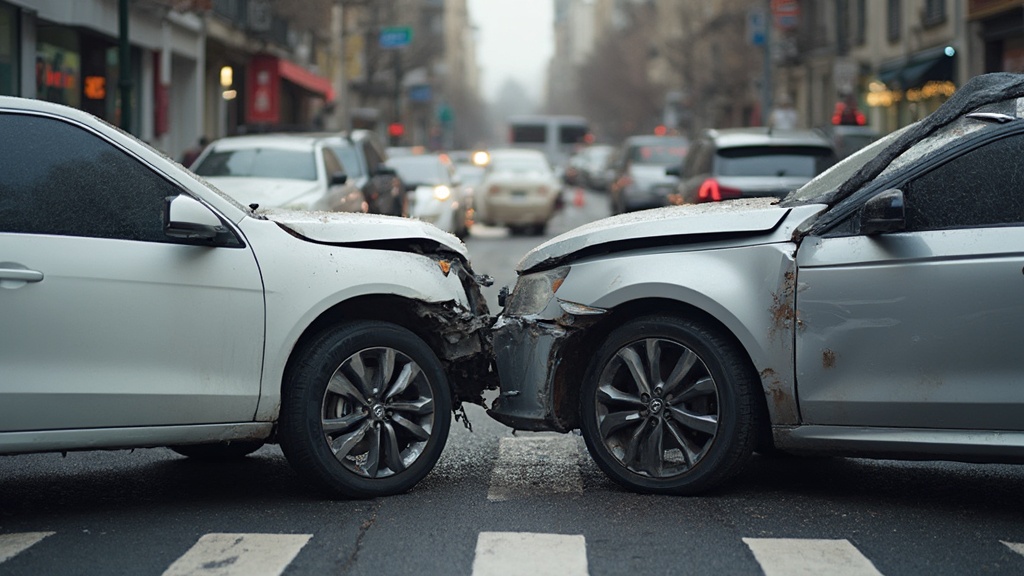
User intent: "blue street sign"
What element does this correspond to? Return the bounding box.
[380,27,412,49]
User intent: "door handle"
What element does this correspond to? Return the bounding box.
[0,267,44,282]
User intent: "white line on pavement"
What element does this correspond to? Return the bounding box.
[161,533,312,576]
[472,532,588,576]
[743,538,884,576]
[0,532,55,563]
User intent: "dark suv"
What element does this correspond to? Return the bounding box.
[671,128,836,204]
[322,130,406,216]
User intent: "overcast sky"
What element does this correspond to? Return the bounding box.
[466,0,554,103]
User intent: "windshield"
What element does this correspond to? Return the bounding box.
[717,146,833,178]
[490,156,551,174]
[388,157,448,185]
[629,143,687,166]
[193,148,317,181]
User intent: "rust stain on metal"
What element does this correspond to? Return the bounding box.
[822,348,837,369]
[769,270,796,339]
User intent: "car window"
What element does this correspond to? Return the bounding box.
[193,147,317,181]
[715,146,833,177]
[0,112,182,242]
[322,147,344,177]
[629,144,687,166]
[330,142,365,178]
[903,132,1024,231]
[363,142,382,173]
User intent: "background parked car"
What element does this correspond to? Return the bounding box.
[190,134,367,213]
[577,144,617,191]
[608,134,689,213]
[323,130,406,216]
[672,128,836,204]
[387,153,471,237]
[475,148,562,236]
[0,95,495,498]
[489,74,1024,496]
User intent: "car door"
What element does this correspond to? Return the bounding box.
[795,130,1024,430]
[0,111,265,432]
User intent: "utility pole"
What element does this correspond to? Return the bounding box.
[761,0,773,127]
[118,0,132,133]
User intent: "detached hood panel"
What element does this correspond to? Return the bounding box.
[517,198,826,273]
[260,209,469,259]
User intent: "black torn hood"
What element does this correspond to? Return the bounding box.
[259,209,469,259]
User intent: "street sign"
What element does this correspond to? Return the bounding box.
[379,26,413,49]
[747,8,767,46]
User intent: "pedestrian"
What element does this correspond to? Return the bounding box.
[180,136,209,168]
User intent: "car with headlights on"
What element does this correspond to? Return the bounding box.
[475,148,562,236]
[190,133,367,213]
[387,153,471,238]
[0,96,495,498]
[489,73,1024,495]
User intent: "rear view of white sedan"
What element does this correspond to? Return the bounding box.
[475,148,562,236]
[0,96,495,498]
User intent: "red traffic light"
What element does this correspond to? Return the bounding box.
[388,122,405,137]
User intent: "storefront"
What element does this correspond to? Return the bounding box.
[871,45,958,130]
[245,53,334,131]
[970,0,1024,73]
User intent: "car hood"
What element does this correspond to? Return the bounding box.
[206,177,321,209]
[517,197,825,273]
[259,209,469,259]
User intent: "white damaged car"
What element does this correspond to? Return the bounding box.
[490,73,1024,495]
[0,96,494,498]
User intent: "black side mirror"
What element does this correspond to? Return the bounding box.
[375,165,397,177]
[666,166,681,177]
[329,172,348,185]
[860,188,906,235]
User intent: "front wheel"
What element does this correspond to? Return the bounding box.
[279,321,452,498]
[580,315,757,495]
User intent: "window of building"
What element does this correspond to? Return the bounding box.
[854,0,867,46]
[0,5,17,96]
[888,0,902,43]
[922,0,946,27]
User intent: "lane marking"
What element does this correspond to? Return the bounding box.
[487,434,583,502]
[743,538,883,576]
[0,532,54,563]
[161,533,311,576]
[1002,541,1024,557]
[472,532,588,576]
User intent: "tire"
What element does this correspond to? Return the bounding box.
[170,440,265,461]
[278,321,452,498]
[579,315,757,495]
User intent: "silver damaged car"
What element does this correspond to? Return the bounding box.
[490,73,1024,495]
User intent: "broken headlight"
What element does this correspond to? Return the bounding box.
[503,266,570,316]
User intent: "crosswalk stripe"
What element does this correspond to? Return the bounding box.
[743,538,883,576]
[487,434,583,502]
[161,533,312,576]
[472,532,588,576]
[0,532,54,563]
[1002,541,1024,557]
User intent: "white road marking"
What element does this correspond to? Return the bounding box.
[0,532,54,563]
[161,533,311,576]
[1002,541,1024,557]
[743,538,883,576]
[487,434,583,502]
[472,532,588,576]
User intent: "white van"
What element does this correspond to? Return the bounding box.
[507,115,589,172]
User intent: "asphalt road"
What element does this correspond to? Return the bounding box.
[3,189,1024,575]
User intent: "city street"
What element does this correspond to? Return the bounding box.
[3,190,1024,576]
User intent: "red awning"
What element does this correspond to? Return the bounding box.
[278,58,335,102]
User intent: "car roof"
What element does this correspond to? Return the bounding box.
[702,127,832,149]
[208,133,325,151]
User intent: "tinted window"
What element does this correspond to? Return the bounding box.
[716,146,834,177]
[0,113,181,242]
[193,147,317,181]
[904,133,1024,231]
[511,124,546,144]
[558,125,588,145]
[322,147,344,176]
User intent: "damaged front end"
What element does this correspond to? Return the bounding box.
[489,266,606,432]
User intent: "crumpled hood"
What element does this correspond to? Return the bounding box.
[518,197,819,273]
[259,209,469,259]
[206,177,320,209]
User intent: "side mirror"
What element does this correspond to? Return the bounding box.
[329,172,348,185]
[666,166,681,177]
[860,188,906,235]
[375,165,397,177]
[164,195,222,241]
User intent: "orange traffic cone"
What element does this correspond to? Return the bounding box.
[573,187,585,207]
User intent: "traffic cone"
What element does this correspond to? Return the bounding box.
[573,187,585,207]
